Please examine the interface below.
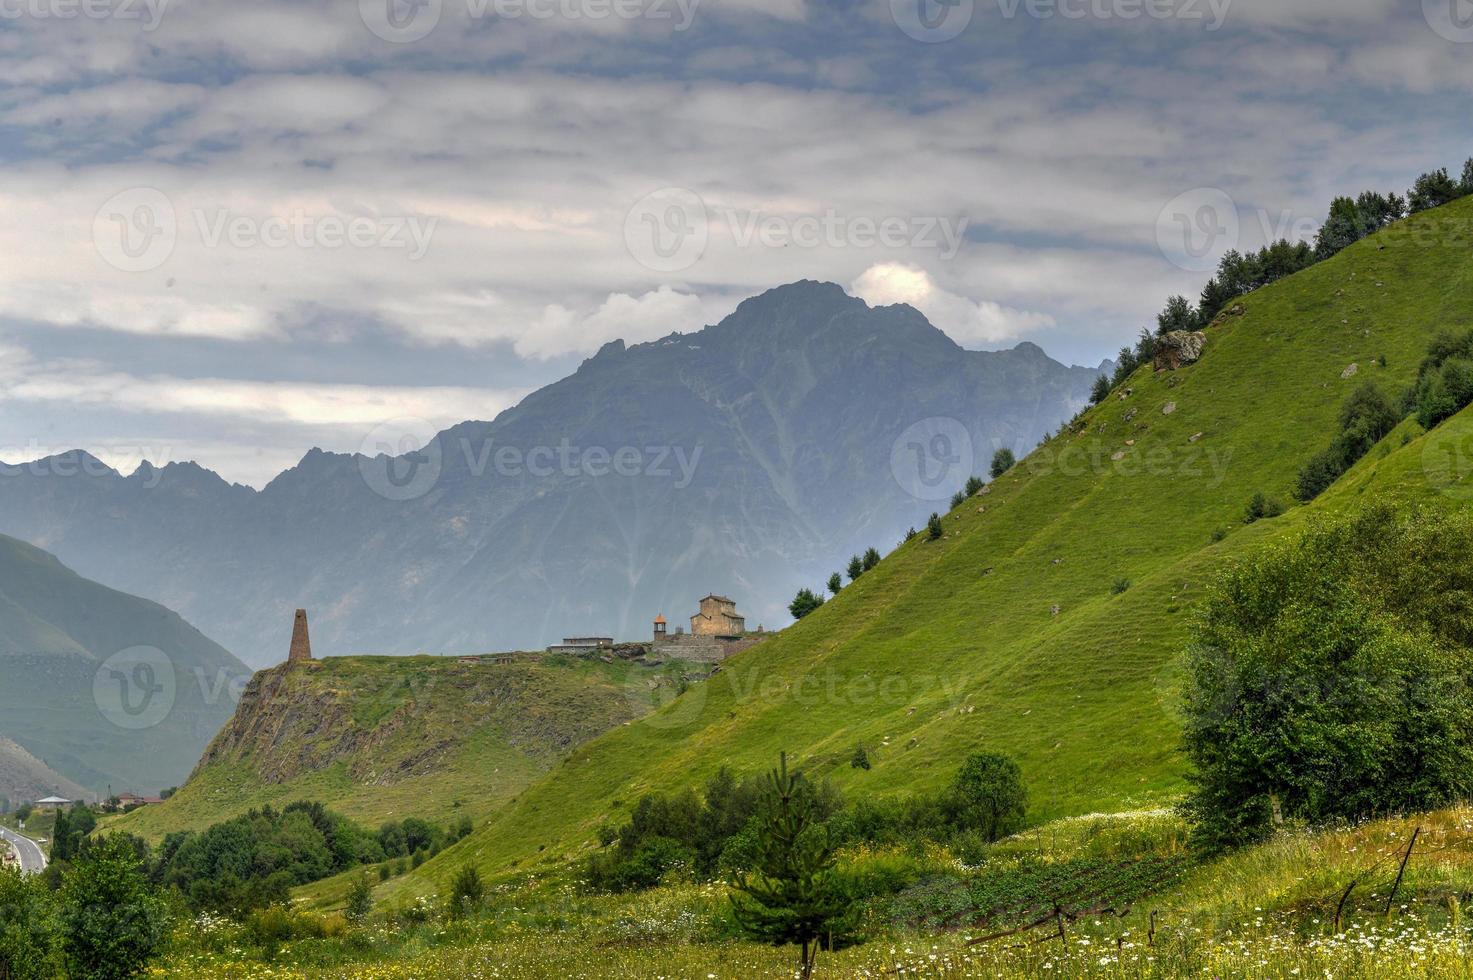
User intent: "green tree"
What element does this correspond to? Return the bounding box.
[345,873,374,923]
[14,803,31,824]
[1314,196,1364,258]
[59,834,173,980]
[0,864,58,980]
[846,554,863,582]
[1410,168,1463,213]
[788,589,824,621]
[946,753,1028,842]
[826,573,842,596]
[447,865,485,920]
[965,475,985,497]
[849,745,870,771]
[1182,507,1473,852]
[1089,374,1111,405]
[862,548,881,571]
[50,808,72,862]
[990,448,1016,479]
[1156,294,1197,334]
[1462,158,1473,195]
[730,754,848,979]
[927,513,945,540]
[950,490,966,511]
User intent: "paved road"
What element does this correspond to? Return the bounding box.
[0,826,46,874]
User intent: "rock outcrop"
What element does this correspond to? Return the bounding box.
[1154,331,1207,371]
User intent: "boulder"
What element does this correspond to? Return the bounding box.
[1162,401,1178,416]
[1342,363,1359,380]
[1154,331,1207,371]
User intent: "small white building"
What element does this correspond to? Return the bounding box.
[33,796,71,811]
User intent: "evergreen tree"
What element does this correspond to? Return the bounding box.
[862,548,881,571]
[927,513,945,540]
[846,555,863,582]
[788,589,824,620]
[1314,196,1363,258]
[965,475,985,497]
[990,448,1016,479]
[1462,158,1473,195]
[1089,373,1112,405]
[1156,294,1197,335]
[826,573,842,596]
[730,754,848,979]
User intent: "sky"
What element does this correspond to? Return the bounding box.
[1,0,1471,486]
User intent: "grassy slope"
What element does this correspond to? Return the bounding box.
[114,654,698,837]
[381,196,1473,898]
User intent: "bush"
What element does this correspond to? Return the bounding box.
[1295,382,1401,502]
[950,490,966,511]
[862,547,881,571]
[850,745,871,771]
[927,513,944,540]
[789,588,825,620]
[0,865,58,980]
[990,449,1016,479]
[1111,578,1131,595]
[1243,492,1286,524]
[945,753,1028,843]
[1182,506,1473,852]
[59,835,173,980]
[446,865,485,919]
[345,874,374,923]
[964,475,985,496]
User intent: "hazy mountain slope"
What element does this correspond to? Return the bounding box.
[382,195,1473,897]
[0,736,88,810]
[0,534,250,794]
[112,653,700,839]
[0,282,1103,666]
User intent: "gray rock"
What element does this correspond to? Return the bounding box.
[1154,331,1207,371]
[1342,363,1359,380]
[1163,402,1178,415]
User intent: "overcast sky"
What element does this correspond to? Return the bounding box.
[1,0,1470,486]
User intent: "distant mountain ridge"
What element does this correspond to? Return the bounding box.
[0,281,1104,667]
[0,533,250,796]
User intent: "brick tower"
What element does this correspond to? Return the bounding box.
[288,609,313,664]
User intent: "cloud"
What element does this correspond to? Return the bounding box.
[851,263,1055,348]
[519,286,727,359]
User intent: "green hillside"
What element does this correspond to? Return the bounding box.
[0,534,250,798]
[385,195,1473,898]
[113,653,709,837]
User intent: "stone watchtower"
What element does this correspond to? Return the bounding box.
[288,609,313,664]
[653,614,668,643]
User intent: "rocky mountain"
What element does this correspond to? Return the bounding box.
[0,534,250,796]
[0,281,1104,667]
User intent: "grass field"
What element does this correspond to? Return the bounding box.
[156,806,1473,978]
[371,195,1473,899]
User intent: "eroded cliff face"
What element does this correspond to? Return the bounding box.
[124,654,696,834]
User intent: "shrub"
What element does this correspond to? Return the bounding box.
[1243,492,1286,524]
[850,745,871,771]
[0,865,58,980]
[862,547,881,571]
[446,865,485,919]
[789,588,825,620]
[950,490,966,511]
[1111,578,1131,595]
[964,475,985,496]
[345,874,374,923]
[59,835,172,980]
[1182,506,1473,852]
[1295,382,1401,501]
[927,513,944,540]
[989,449,1016,479]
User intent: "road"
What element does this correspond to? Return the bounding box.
[0,826,46,874]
